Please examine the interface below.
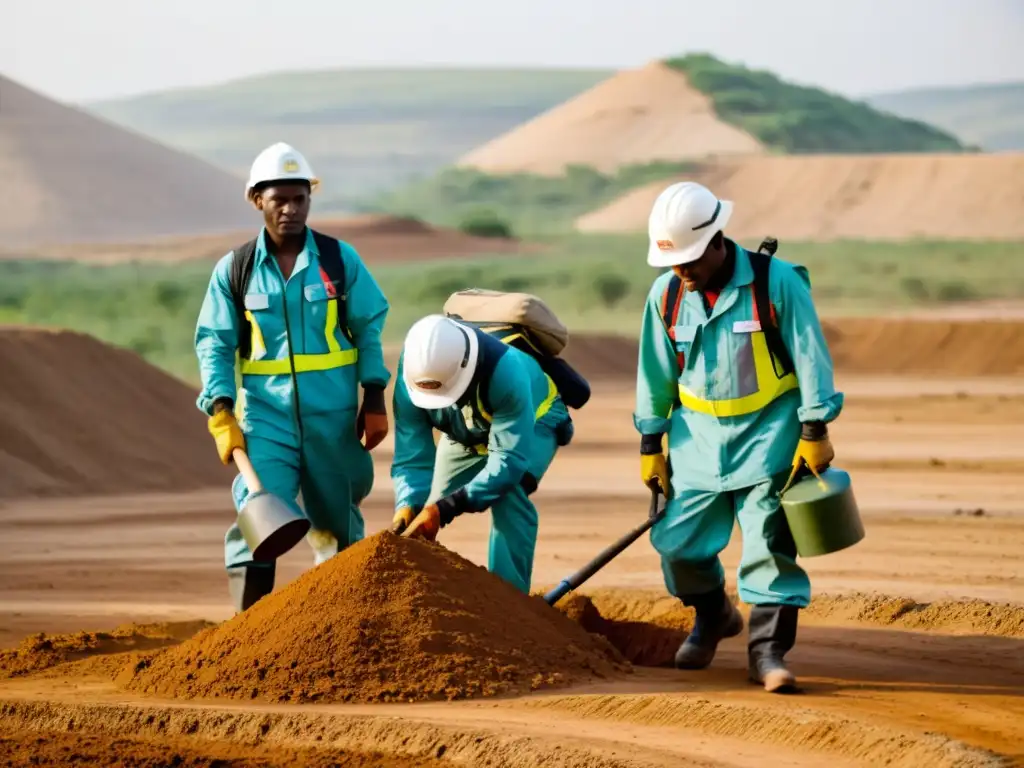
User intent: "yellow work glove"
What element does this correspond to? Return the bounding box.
[391,506,419,535]
[785,422,835,489]
[641,454,670,494]
[207,409,245,465]
[402,504,441,541]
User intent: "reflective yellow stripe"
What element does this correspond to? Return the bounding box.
[476,374,558,424]
[240,295,357,375]
[244,310,267,359]
[677,332,797,417]
[241,348,358,375]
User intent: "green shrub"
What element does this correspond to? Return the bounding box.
[459,209,514,239]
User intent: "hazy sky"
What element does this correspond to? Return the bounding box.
[6,0,1023,103]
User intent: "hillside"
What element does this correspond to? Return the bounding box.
[86,68,611,213]
[0,75,254,248]
[867,81,1024,151]
[663,53,968,154]
[575,153,1024,241]
[456,60,766,175]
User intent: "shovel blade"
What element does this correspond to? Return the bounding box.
[238,491,311,562]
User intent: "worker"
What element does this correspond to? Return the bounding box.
[635,181,843,693]
[194,142,391,613]
[391,314,573,594]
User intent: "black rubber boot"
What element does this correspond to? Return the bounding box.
[747,604,800,693]
[227,563,276,614]
[674,587,745,670]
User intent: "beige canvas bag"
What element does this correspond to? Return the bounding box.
[443,288,569,356]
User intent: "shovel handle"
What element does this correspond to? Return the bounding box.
[232,447,265,493]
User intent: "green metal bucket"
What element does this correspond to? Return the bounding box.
[780,466,865,558]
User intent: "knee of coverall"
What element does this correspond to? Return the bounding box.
[225,435,305,570]
[297,410,373,549]
[488,486,539,594]
[650,487,734,599]
[734,474,810,607]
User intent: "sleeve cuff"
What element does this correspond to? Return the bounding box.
[361,384,386,414]
[436,488,471,526]
[800,420,828,440]
[640,433,665,455]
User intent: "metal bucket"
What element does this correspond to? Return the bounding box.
[237,490,311,562]
[780,466,865,558]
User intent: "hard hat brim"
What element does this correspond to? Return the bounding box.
[404,326,480,410]
[647,200,733,268]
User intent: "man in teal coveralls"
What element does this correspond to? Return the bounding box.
[635,181,843,692]
[391,313,573,594]
[195,142,391,612]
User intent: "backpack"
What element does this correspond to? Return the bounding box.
[228,229,351,360]
[660,237,795,378]
[443,288,591,410]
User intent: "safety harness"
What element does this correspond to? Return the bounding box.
[228,229,357,376]
[660,237,798,417]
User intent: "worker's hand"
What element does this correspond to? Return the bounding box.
[641,454,670,494]
[207,409,245,465]
[357,385,389,451]
[401,504,441,541]
[785,421,835,491]
[391,506,419,535]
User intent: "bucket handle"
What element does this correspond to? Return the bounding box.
[781,456,829,496]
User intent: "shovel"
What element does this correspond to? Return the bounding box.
[544,486,667,606]
[233,447,310,562]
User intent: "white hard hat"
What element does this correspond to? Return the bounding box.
[245,142,320,201]
[402,315,480,409]
[647,181,733,267]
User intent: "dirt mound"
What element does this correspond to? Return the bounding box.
[0,725,441,768]
[4,214,526,265]
[314,214,436,236]
[576,152,1024,240]
[559,319,1024,383]
[0,328,232,500]
[0,620,213,679]
[805,593,1024,637]
[0,74,253,248]
[456,61,764,175]
[118,532,628,704]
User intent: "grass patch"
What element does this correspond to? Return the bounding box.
[664,53,970,154]
[3,237,1021,385]
[369,162,692,235]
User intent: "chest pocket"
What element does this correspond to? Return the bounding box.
[304,280,345,350]
[243,292,279,361]
[672,324,699,372]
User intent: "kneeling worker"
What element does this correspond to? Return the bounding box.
[195,142,391,613]
[635,181,843,692]
[391,314,573,593]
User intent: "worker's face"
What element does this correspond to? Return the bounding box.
[672,237,725,292]
[256,183,310,237]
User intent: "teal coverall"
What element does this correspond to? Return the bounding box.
[391,328,572,593]
[634,242,843,607]
[195,227,390,571]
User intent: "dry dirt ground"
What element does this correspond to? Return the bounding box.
[1,373,1022,767]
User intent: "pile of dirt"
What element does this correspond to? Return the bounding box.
[554,593,690,667]
[554,318,1024,384]
[4,214,526,265]
[576,152,1024,240]
[118,532,628,704]
[804,593,1024,637]
[0,726,443,768]
[0,620,213,680]
[0,74,253,248]
[456,61,764,175]
[822,318,1024,376]
[0,328,232,500]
